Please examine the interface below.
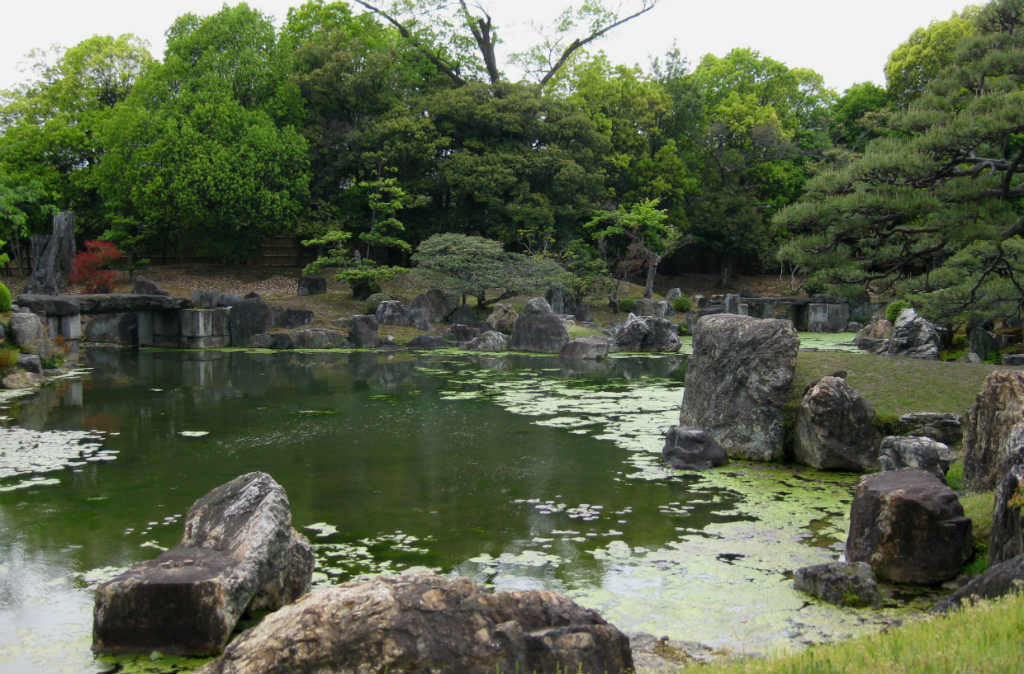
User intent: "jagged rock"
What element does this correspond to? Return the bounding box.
[546,287,577,316]
[509,298,569,354]
[932,554,1024,613]
[794,376,879,472]
[679,315,799,461]
[24,211,75,295]
[84,313,138,345]
[249,333,295,350]
[989,452,1024,565]
[228,297,271,348]
[347,315,380,348]
[376,300,412,327]
[854,319,893,354]
[631,298,668,318]
[132,276,169,296]
[9,312,52,358]
[885,308,940,359]
[467,330,508,352]
[846,469,972,584]
[271,307,314,329]
[92,472,314,656]
[561,337,610,361]
[297,276,326,296]
[793,562,882,607]
[444,323,483,345]
[613,314,680,353]
[486,303,519,334]
[964,370,1024,491]
[879,436,956,480]
[661,426,729,470]
[17,354,43,374]
[969,326,1001,362]
[448,304,479,325]
[2,370,44,389]
[196,571,632,674]
[898,412,963,446]
[291,329,346,349]
[406,335,448,349]
[409,289,459,325]
[217,293,244,308]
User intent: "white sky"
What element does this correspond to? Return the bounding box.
[1,0,975,94]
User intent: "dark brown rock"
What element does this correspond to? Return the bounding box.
[964,370,1024,491]
[509,299,569,354]
[347,314,380,348]
[662,426,729,470]
[846,469,972,584]
[561,336,610,360]
[932,553,1024,613]
[793,561,882,607]
[795,376,879,471]
[197,571,633,674]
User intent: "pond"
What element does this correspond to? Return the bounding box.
[0,340,902,673]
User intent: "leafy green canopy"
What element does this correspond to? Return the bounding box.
[776,0,1024,324]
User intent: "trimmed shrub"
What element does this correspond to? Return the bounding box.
[0,346,19,370]
[886,299,911,323]
[617,298,635,313]
[670,296,693,313]
[0,282,10,312]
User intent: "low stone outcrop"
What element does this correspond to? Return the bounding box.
[898,412,963,446]
[197,571,633,674]
[679,315,799,461]
[249,333,295,350]
[509,298,569,354]
[884,308,941,359]
[486,303,518,334]
[467,330,508,352]
[2,370,44,389]
[793,561,882,607]
[561,336,610,360]
[228,297,271,348]
[271,307,314,329]
[794,376,878,472]
[661,426,729,470]
[92,472,314,656]
[846,469,972,584]
[879,436,956,481]
[406,335,447,349]
[444,323,483,345]
[347,314,380,348]
[932,554,1024,613]
[853,319,892,354]
[989,452,1024,565]
[613,314,680,353]
[291,329,346,349]
[631,298,668,318]
[297,276,326,296]
[132,276,170,296]
[964,370,1024,491]
[376,300,412,327]
[409,289,459,325]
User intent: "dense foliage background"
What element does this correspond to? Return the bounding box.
[1,0,1021,323]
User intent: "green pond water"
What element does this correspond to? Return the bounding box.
[0,339,906,673]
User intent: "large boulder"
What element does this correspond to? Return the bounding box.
[228,297,271,348]
[795,376,879,471]
[9,312,53,358]
[467,330,508,352]
[964,370,1024,491]
[509,298,569,354]
[406,334,447,349]
[444,323,483,345]
[793,561,882,607]
[92,472,314,656]
[409,289,459,325]
[846,469,972,584]
[853,319,893,354]
[661,426,729,470]
[631,298,668,318]
[898,412,963,447]
[679,315,799,461]
[2,370,44,390]
[884,308,940,359]
[23,211,75,295]
[932,554,1024,613]
[989,451,1024,565]
[376,300,413,327]
[878,436,956,481]
[486,303,519,335]
[561,336,610,361]
[271,307,314,329]
[347,314,380,348]
[197,571,633,674]
[291,329,346,349]
[613,314,680,353]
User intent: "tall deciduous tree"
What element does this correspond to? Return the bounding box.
[884,7,978,107]
[776,0,1024,323]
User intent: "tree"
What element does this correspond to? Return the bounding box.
[884,7,978,107]
[350,0,656,86]
[0,172,55,271]
[585,198,681,300]
[412,233,568,307]
[828,82,890,152]
[775,0,1024,324]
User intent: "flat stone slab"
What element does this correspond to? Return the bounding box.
[17,293,190,315]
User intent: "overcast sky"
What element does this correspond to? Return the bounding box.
[1,0,974,94]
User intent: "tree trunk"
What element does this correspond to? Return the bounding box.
[718,254,735,289]
[644,254,661,298]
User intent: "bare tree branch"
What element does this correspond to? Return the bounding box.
[458,1,501,85]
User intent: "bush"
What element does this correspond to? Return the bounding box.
[70,241,123,293]
[617,298,635,313]
[886,299,911,323]
[364,292,392,314]
[670,296,693,313]
[0,282,10,312]
[0,346,19,371]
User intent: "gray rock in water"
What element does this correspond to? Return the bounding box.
[989,452,1024,565]
[196,571,633,674]
[347,315,380,348]
[291,329,346,349]
[2,370,44,390]
[444,323,483,345]
[793,561,881,607]
[613,314,680,353]
[92,472,314,656]
[795,376,879,472]
[297,276,326,296]
[509,299,569,354]
[846,469,972,584]
[898,412,963,447]
[249,332,294,350]
[679,315,798,462]
[964,370,1024,491]
[486,303,518,335]
[661,426,729,470]
[932,554,1024,613]
[561,337,610,361]
[376,300,412,327]
[406,334,448,349]
[228,297,271,347]
[132,276,170,296]
[885,308,940,359]
[879,436,956,480]
[467,330,508,352]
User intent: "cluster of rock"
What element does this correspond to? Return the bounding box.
[685,292,857,333]
[853,308,943,359]
[93,473,633,673]
[0,309,74,389]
